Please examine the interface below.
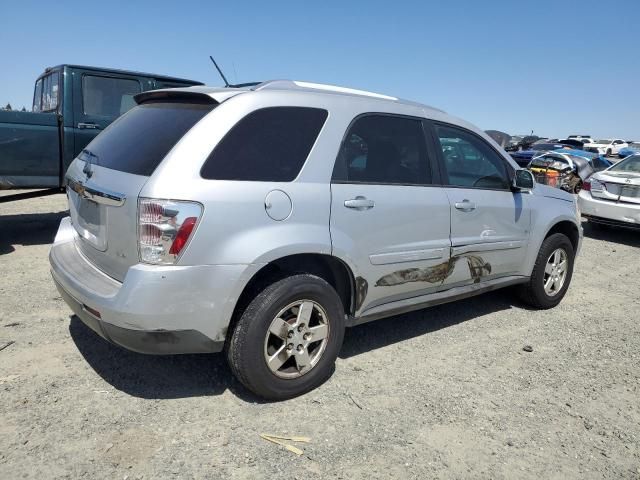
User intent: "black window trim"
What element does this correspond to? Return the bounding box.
[426,120,515,192]
[81,73,143,118]
[200,106,329,183]
[331,112,443,187]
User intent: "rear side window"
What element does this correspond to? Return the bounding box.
[83,75,142,117]
[332,114,432,185]
[81,102,214,176]
[201,107,328,182]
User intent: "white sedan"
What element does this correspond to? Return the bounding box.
[579,154,640,229]
[586,139,628,156]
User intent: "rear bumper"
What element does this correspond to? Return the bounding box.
[578,190,640,228]
[50,217,260,354]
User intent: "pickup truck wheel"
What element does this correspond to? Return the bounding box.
[517,233,575,309]
[226,274,345,400]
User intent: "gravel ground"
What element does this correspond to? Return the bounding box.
[1,192,639,479]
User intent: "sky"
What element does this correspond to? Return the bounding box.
[1,0,638,140]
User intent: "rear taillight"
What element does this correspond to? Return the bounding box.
[582,180,591,191]
[138,199,202,265]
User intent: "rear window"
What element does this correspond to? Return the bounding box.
[81,102,213,176]
[201,107,328,182]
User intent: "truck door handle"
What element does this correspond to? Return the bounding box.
[77,122,101,130]
[454,199,476,212]
[344,196,375,210]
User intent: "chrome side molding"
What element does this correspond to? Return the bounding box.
[66,177,126,207]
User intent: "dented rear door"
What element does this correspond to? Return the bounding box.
[330,114,452,315]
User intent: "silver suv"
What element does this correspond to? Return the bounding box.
[50,80,582,399]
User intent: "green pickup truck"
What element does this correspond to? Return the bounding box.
[0,64,202,202]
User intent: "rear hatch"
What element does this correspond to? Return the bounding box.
[65,98,216,281]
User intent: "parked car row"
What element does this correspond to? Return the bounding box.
[503,133,640,230]
[584,139,629,156]
[528,149,612,194]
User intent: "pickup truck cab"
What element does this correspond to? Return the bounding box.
[0,64,202,194]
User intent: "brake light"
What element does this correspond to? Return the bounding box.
[583,180,591,191]
[138,199,202,265]
[169,217,198,255]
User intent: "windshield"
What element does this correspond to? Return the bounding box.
[609,155,640,173]
[80,102,214,176]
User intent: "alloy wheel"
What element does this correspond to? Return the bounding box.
[543,248,568,296]
[263,300,330,379]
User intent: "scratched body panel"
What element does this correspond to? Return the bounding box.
[331,183,452,314]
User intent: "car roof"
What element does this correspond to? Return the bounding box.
[148,79,447,115]
[41,64,204,85]
[135,79,517,166]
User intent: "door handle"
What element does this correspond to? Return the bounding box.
[77,122,101,130]
[454,199,476,212]
[344,196,375,210]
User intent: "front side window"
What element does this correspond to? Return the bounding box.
[435,124,510,190]
[332,114,431,185]
[201,107,328,182]
[82,76,142,117]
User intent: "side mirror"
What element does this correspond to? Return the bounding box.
[512,169,535,191]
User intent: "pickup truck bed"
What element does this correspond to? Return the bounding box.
[0,110,60,189]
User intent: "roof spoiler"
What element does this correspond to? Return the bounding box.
[134,90,218,105]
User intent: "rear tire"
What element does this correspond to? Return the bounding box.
[517,233,575,309]
[227,274,345,400]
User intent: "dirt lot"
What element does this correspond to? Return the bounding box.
[1,192,639,479]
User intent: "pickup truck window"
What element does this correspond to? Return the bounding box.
[82,76,142,118]
[33,73,60,112]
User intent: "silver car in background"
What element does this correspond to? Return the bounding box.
[50,80,582,399]
[579,153,640,229]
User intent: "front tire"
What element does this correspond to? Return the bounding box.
[227,274,345,400]
[517,233,575,309]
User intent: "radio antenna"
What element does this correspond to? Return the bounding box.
[209,56,230,87]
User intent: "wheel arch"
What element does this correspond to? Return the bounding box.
[226,253,357,344]
[544,219,580,253]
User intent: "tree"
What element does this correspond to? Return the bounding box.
[4,103,12,111]
[21,106,26,112]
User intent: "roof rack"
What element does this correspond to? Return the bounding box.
[253,80,398,101]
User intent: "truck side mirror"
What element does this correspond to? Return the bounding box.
[513,169,535,191]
